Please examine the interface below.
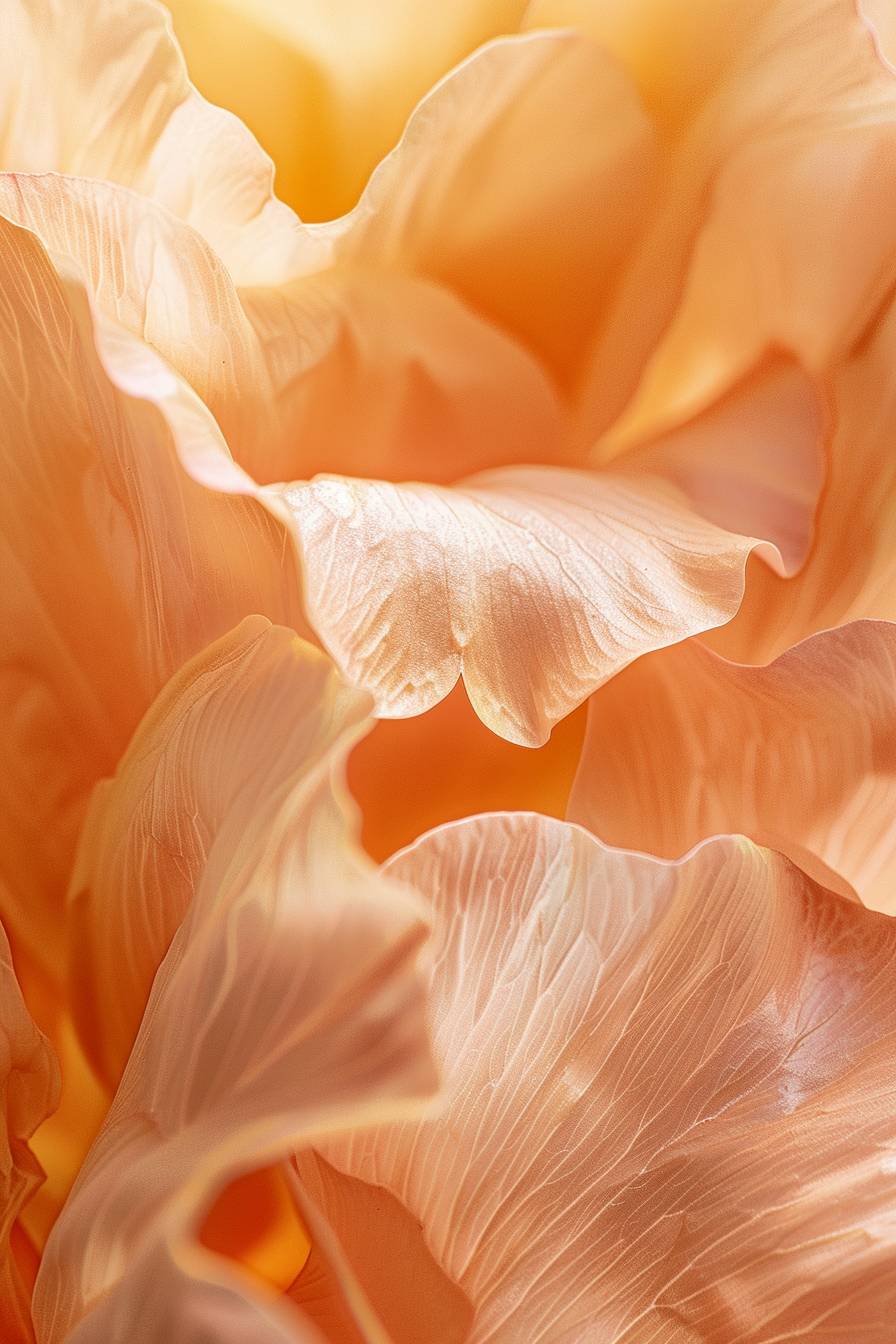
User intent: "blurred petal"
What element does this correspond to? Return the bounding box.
[0,923,59,1342]
[240,268,565,485]
[349,684,587,864]
[568,620,896,911]
[304,815,896,1342]
[0,215,300,986]
[280,460,791,746]
[338,30,655,388]
[168,0,531,221]
[0,0,307,282]
[709,297,896,661]
[573,0,896,444]
[34,620,435,1342]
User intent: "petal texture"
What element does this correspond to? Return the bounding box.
[1,0,308,282]
[568,621,896,911]
[0,214,300,984]
[34,620,435,1342]
[306,815,896,1342]
[281,462,788,746]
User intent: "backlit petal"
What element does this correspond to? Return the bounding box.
[34,620,435,1342]
[0,215,300,986]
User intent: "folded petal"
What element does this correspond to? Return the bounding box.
[568,620,896,911]
[572,0,896,445]
[279,448,796,745]
[710,297,896,662]
[167,0,532,222]
[1,0,307,282]
[0,923,60,1342]
[34,620,435,1343]
[302,814,896,1342]
[337,30,655,389]
[0,215,300,985]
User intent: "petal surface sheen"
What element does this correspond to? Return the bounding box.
[34,620,436,1343]
[280,460,790,746]
[0,923,59,1342]
[568,621,896,912]
[302,815,896,1342]
[1,0,308,283]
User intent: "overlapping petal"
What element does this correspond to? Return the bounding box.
[0,923,59,1343]
[574,0,896,446]
[33,618,436,1342]
[0,215,301,986]
[297,814,896,1342]
[568,620,896,911]
[1,0,308,282]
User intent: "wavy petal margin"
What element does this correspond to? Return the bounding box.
[296,814,896,1342]
[33,619,436,1342]
[568,620,896,911]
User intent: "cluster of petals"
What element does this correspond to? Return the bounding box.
[4,0,896,1340]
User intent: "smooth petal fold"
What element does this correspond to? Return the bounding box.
[1,0,308,283]
[568,620,896,911]
[280,462,787,746]
[0,214,300,986]
[576,0,896,446]
[34,620,436,1343]
[709,297,896,663]
[302,814,896,1342]
[336,29,656,388]
[0,923,59,1342]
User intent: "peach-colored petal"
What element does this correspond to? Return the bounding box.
[304,815,896,1342]
[168,0,531,222]
[568,620,896,912]
[33,619,435,1343]
[279,452,795,746]
[0,923,60,1342]
[572,0,896,446]
[336,30,656,389]
[709,297,896,663]
[0,214,300,986]
[67,617,370,1088]
[1,0,308,283]
[240,267,565,485]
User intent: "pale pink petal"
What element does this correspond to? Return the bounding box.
[568,620,896,912]
[0,0,308,282]
[33,620,435,1343]
[303,815,896,1342]
[0,923,59,1342]
[0,215,300,985]
[573,0,896,446]
[279,444,802,745]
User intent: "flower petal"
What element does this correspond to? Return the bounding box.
[33,620,436,1342]
[0,215,300,985]
[568,620,896,911]
[1,0,307,282]
[304,815,896,1342]
[279,446,796,745]
[337,29,655,388]
[573,0,896,445]
[709,298,896,662]
[0,923,59,1342]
